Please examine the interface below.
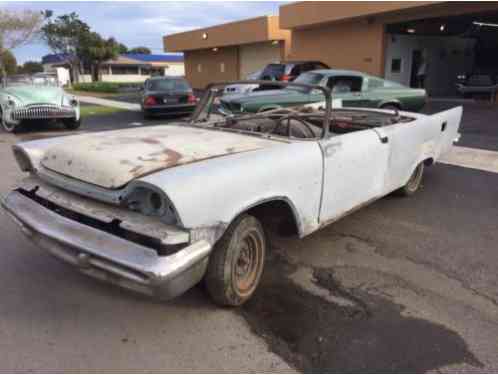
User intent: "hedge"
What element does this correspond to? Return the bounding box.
[72,81,143,93]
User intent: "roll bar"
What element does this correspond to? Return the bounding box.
[189,80,333,137]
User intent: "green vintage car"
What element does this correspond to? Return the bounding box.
[0,74,81,133]
[220,69,426,113]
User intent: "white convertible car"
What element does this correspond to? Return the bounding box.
[1,81,461,306]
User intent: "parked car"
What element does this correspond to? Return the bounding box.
[220,70,427,113]
[223,70,263,95]
[456,73,498,101]
[1,80,461,306]
[0,74,80,133]
[141,76,198,119]
[260,61,330,82]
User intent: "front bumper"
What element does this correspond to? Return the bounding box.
[1,190,211,300]
[10,105,76,121]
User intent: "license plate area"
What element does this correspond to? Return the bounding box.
[163,98,178,104]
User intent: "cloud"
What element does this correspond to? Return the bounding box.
[6,1,285,63]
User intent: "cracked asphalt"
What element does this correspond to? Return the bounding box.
[0,101,497,372]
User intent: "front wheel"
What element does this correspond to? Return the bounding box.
[205,214,266,306]
[0,108,19,133]
[63,118,81,130]
[396,162,424,196]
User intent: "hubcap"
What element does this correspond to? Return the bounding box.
[234,230,263,295]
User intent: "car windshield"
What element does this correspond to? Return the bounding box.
[246,69,263,80]
[3,74,58,87]
[261,64,285,79]
[286,72,324,93]
[148,79,190,92]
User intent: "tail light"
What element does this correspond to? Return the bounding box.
[144,96,157,106]
[187,94,197,103]
[280,74,291,82]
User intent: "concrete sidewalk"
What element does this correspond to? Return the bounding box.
[76,95,141,111]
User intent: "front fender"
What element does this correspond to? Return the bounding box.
[137,141,324,243]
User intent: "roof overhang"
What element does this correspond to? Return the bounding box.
[279,1,446,29]
[163,16,290,52]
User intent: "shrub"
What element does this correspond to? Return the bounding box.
[72,81,143,93]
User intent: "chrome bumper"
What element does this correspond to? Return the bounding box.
[1,191,211,300]
[11,105,76,121]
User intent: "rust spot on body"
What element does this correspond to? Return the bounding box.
[141,138,160,145]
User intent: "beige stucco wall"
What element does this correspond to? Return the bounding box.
[184,47,239,89]
[287,20,386,77]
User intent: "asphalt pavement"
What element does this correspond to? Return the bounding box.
[0,101,497,372]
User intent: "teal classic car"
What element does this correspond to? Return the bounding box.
[0,74,81,133]
[220,69,426,113]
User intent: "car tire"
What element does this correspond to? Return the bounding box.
[1,108,18,133]
[396,162,424,196]
[205,214,266,306]
[63,118,81,130]
[143,110,153,120]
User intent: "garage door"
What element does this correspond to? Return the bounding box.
[239,42,281,79]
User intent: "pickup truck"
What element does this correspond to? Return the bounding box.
[1,80,461,306]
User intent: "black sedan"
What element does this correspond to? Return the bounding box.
[141,76,198,118]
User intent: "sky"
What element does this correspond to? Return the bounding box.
[1,1,284,64]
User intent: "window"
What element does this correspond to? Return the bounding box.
[220,62,225,73]
[112,66,139,75]
[367,77,384,90]
[390,58,402,73]
[327,76,363,93]
[147,78,191,91]
[197,64,202,73]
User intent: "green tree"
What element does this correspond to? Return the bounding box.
[78,32,120,81]
[18,60,43,74]
[118,43,128,54]
[128,46,151,55]
[1,50,17,75]
[0,9,45,78]
[41,12,90,82]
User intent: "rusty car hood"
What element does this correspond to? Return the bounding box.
[40,125,280,189]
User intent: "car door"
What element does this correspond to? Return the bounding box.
[318,128,390,224]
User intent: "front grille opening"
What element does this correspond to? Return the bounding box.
[17,187,181,256]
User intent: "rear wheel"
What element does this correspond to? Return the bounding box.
[205,214,266,306]
[397,162,424,196]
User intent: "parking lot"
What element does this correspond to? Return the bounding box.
[0,100,497,372]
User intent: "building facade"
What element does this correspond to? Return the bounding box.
[164,1,498,96]
[43,53,185,83]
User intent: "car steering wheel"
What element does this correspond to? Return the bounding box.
[273,115,318,138]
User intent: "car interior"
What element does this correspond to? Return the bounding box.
[212,106,413,140]
[326,76,363,93]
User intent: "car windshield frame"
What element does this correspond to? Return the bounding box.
[189,80,333,139]
[285,72,325,93]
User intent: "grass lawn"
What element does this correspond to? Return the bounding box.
[80,105,127,117]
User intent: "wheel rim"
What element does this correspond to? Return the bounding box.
[233,229,264,296]
[406,164,423,192]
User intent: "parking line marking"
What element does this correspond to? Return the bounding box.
[439,146,498,174]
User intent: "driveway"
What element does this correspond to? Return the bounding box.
[0,102,497,372]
